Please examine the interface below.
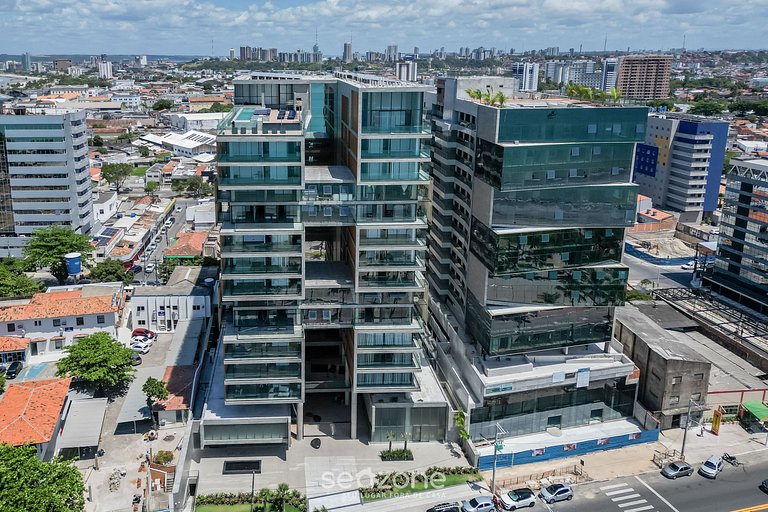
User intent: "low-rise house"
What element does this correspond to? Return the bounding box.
[155,365,196,426]
[164,231,208,261]
[0,336,30,365]
[0,289,119,358]
[0,377,72,460]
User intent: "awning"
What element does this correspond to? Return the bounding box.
[57,399,108,449]
[742,401,768,422]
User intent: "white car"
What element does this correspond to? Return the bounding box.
[699,455,724,479]
[130,342,151,354]
[131,335,152,345]
[145,263,156,273]
[175,206,182,213]
[498,488,536,510]
[681,261,695,270]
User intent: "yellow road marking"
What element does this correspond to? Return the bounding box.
[729,504,768,512]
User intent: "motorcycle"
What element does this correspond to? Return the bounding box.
[723,452,739,466]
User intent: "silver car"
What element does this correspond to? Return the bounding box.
[461,496,495,512]
[699,455,723,479]
[662,461,694,479]
[539,483,573,504]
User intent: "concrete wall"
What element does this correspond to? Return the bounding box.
[0,312,118,357]
[131,294,210,333]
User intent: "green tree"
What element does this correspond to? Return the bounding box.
[0,444,85,512]
[142,376,169,416]
[55,332,136,394]
[138,145,150,157]
[689,100,725,116]
[152,99,173,111]
[145,181,159,202]
[184,176,212,197]
[202,82,213,93]
[207,101,232,113]
[171,179,187,193]
[92,135,104,147]
[24,226,93,284]
[101,163,133,194]
[723,149,738,175]
[0,373,5,393]
[89,259,133,285]
[0,267,43,298]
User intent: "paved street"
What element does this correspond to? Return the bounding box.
[623,252,692,289]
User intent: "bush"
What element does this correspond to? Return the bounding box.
[153,450,174,466]
[380,448,413,461]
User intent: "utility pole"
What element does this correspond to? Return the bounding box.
[681,398,694,459]
[250,471,256,512]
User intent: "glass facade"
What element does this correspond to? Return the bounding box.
[361,92,424,134]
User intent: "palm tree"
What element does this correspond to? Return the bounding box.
[274,483,290,511]
[465,89,483,102]
[257,488,272,512]
[481,87,494,105]
[610,87,623,104]
[401,431,411,451]
[386,431,396,452]
[493,91,508,107]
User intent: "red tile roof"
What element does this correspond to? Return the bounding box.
[156,365,196,411]
[0,336,30,353]
[164,231,208,257]
[0,291,116,323]
[0,378,71,446]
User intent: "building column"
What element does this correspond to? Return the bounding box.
[296,402,304,441]
[350,392,358,439]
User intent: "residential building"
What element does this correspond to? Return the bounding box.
[0,377,72,460]
[0,108,94,257]
[508,62,540,92]
[343,42,353,63]
[187,95,230,112]
[229,48,236,61]
[53,59,73,73]
[425,77,646,449]
[21,52,31,72]
[164,231,209,261]
[131,266,217,333]
[616,55,673,100]
[386,44,399,62]
[0,336,30,365]
[155,365,196,425]
[167,112,227,132]
[396,61,417,82]
[93,191,119,224]
[0,288,119,358]
[615,303,710,430]
[706,157,768,316]
[206,71,447,449]
[98,61,113,80]
[633,113,728,223]
[601,58,619,92]
[240,46,253,61]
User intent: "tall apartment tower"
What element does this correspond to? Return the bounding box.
[0,109,93,256]
[706,157,768,316]
[425,77,647,446]
[601,58,619,92]
[386,44,399,63]
[98,61,113,79]
[616,55,673,100]
[342,42,353,63]
[634,113,728,223]
[205,72,448,449]
[508,63,540,92]
[21,52,31,72]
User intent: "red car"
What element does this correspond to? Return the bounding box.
[132,328,156,339]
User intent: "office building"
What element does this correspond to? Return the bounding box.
[616,55,673,100]
[342,42,353,63]
[386,44,399,63]
[706,158,768,316]
[98,61,113,79]
[601,58,619,92]
[0,109,93,256]
[205,71,447,448]
[229,48,236,60]
[425,77,646,446]
[507,62,540,92]
[21,52,31,72]
[634,113,728,224]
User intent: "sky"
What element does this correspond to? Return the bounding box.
[1,0,766,57]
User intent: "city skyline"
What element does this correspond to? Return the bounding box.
[1,0,766,56]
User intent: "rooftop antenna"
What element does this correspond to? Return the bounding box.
[211,39,214,58]
[603,33,607,53]
[683,33,686,51]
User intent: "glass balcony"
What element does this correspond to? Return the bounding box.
[359,230,425,247]
[354,204,418,223]
[221,235,302,254]
[219,166,302,186]
[302,205,354,224]
[221,189,301,203]
[356,373,416,388]
[224,342,302,360]
[225,383,301,400]
[357,353,418,369]
[224,363,302,380]
[223,279,302,297]
[359,271,419,288]
[218,141,301,163]
[357,185,418,202]
[354,306,416,325]
[302,309,354,326]
[360,161,422,181]
[222,257,302,275]
[357,332,418,348]
[359,251,423,267]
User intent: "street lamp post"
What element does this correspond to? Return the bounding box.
[491,424,507,496]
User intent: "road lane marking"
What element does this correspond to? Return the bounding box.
[619,500,650,508]
[635,475,680,512]
[606,488,636,496]
[729,505,768,512]
[624,506,655,512]
[613,494,642,502]
[601,483,630,491]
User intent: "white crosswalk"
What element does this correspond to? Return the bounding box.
[599,482,657,512]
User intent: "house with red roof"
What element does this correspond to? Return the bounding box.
[155,365,196,426]
[0,378,71,460]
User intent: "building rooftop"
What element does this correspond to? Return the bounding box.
[0,377,71,446]
[156,365,196,411]
[134,265,217,297]
[616,304,706,362]
[304,165,356,183]
[0,290,117,323]
[164,231,209,258]
[0,336,30,353]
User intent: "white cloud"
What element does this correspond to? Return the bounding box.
[2,0,766,55]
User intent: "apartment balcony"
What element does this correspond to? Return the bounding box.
[358,254,425,270]
[223,342,303,363]
[224,362,303,383]
[222,279,302,300]
[356,353,420,371]
[224,383,302,403]
[355,373,419,392]
[359,234,426,250]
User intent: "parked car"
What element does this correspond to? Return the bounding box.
[539,484,573,504]
[130,352,143,366]
[461,496,495,512]
[132,328,156,339]
[5,361,23,379]
[681,261,695,270]
[497,488,536,510]
[174,206,182,213]
[144,263,156,273]
[147,244,157,253]
[131,335,152,345]
[427,503,461,512]
[131,265,142,273]
[760,478,768,493]
[662,461,694,479]
[130,343,151,355]
[699,455,724,479]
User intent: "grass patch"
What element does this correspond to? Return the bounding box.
[196,505,302,512]
[132,166,149,176]
[362,472,481,503]
[626,290,652,301]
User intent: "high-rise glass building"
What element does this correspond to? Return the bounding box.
[203,72,448,448]
[425,77,646,442]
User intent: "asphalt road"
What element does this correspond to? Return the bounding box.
[623,252,693,289]
[527,457,768,512]
[139,198,194,284]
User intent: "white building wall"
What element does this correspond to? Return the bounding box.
[0,311,118,357]
[131,294,211,333]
